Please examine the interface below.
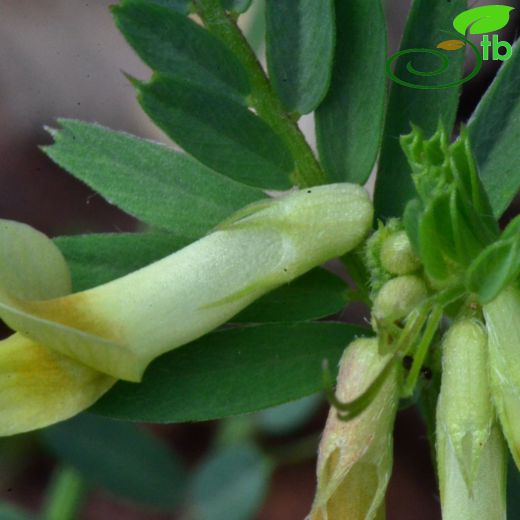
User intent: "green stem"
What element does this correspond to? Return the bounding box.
[42,466,87,520]
[193,0,326,188]
[402,305,443,397]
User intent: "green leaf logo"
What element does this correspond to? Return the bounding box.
[453,5,514,35]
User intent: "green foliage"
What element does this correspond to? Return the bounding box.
[375,0,467,219]
[315,0,387,184]
[43,120,265,238]
[43,414,186,509]
[5,0,520,516]
[149,0,191,13]
[113,0,250,100]
[468,41,520,217]
[265,0,335,114]
[234,268,348,323]
[137,76,294,189]
[400,125,498,285]
[466,216,520,303]
[92,322,366,421]
[188,443,272,520]
[220,0,252,13]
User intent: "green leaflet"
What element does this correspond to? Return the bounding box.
[92,322,367,422]
[234,268,348,323]
[149,0,191,13]
[468,40,520,216]
[221,0,252,13]
[375,0,467,219]
[189,443,272,520]
[315,0,387,184]
[466,216,520,303]
[137,75,295,189]
[42,120,265,237]
[43,414,186,509]
[265,0,335,114]
[113,0,250,100]
[53,232,190,292]
[123,2,253,18]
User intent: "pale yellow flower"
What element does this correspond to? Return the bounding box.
[0,183,373,435]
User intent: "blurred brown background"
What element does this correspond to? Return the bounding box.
[0,1,518,518]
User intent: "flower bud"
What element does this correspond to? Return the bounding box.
[436,320,495,493]
[0,184,373,382]
[308,338,399,520]
[483,285,520,469]
[438,422,506,520]
[372,275,428,326]
[437,318,507,520]
[380,230,421,275]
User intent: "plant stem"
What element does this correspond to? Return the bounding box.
[193,0,326,188]
[42,466,87,520]
[402,305,443,397]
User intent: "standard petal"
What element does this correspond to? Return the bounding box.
[0,333,114,436]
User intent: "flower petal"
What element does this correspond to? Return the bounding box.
[0,184,373,382]
[0,333,114,436]
[0,219,71,299]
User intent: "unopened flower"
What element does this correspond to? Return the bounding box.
[0,183,373,435]
[436,318,506,520]
[483,285,520,469]
[379,230,421,276]
[308,337,399,520]
[372,274,428,327]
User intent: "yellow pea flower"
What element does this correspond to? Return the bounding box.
[0,183,373,435]
[0,219,114,436]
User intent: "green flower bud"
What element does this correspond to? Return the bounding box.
[483,285,520,469]
[372,275,428,326]
[309,338,399,520]
[380,230,421,275]
[438,422,506,520]
[436,320,496,493]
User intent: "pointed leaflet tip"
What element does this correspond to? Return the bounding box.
[121,70,142,89]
